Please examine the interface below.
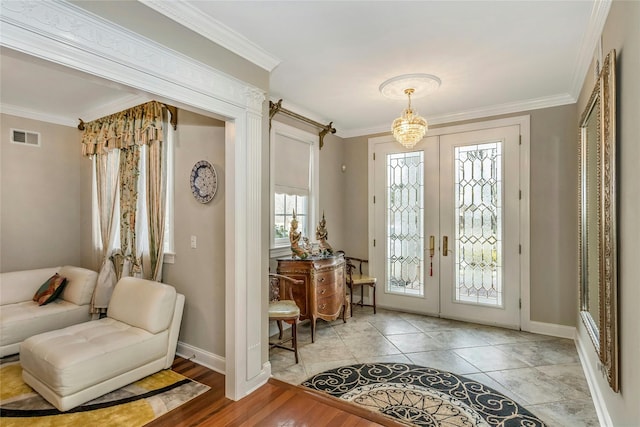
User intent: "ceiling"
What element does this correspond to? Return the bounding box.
[1,1,603,137]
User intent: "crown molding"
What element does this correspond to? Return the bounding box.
[1,94,153,127]
[428,93,576,126]
[339,93,576,139]
[0,0,265,118]
[569,0,612,98]
[0,103,76,127]
[139,0,281,72]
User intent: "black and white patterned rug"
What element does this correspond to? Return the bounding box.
[302,363,545,426]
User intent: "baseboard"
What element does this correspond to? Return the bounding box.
[527,321,576,339]
[575,330,613,427]
[176,341,225,375]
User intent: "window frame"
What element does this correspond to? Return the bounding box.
[269,121,319,258]
[163,123,175,263]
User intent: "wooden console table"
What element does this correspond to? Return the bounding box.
[276,254,347,342]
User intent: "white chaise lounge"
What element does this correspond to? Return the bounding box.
[20,276,185,412]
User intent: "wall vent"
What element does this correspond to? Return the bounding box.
[11,128,41,147]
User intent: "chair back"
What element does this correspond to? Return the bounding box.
[108,277,177,334]
[269,273,302,302]
[343,256,370,281]
[337,250,377,313]
[269,274,282,302]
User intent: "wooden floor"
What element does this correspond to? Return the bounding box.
[146,357,405,427]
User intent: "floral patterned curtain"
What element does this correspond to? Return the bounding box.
[146,135,167,281]
[83,101,168,313]
[118,146,142,277]
[81,101,165,157]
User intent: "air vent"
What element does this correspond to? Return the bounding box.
[11,128,41,147]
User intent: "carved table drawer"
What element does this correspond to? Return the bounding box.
[317,294,343,316]
[316,279,339,297]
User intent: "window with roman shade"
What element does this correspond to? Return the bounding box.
[270,121,319,253]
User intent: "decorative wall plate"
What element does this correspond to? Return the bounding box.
[190,160,217,203]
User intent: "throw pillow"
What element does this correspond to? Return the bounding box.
[32,273,68,306]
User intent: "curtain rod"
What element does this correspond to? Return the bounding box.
[77,102,178,131]
[269,99,336,149]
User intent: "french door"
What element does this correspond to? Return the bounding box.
[370,122,523,328]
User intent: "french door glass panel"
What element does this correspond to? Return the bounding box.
[454,142,503,307]
[386,151,424,296]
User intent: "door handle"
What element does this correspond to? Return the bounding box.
[429,235,435,276]
[429,236,435,257]
[443,236,449,256]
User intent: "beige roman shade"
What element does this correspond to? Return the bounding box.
[274,133,311,196]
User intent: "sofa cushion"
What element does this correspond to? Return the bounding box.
[33,274,67,306]
[0,300,92,349]
[58,266,99,306]
[107,277,177,334]
[20,318,169,396]
[0,267,59,306]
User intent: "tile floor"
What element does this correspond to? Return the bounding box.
[269,306,600,427]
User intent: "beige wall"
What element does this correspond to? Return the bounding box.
[527,105,579,326]
[0,114,90,272]
[576,1,640,424]
[342,133,377,259]
[342,104,579,327]
[163,110,226,357]
[318,132,347,252]
[1,110,228,357]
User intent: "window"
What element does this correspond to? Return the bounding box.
[270,122,319,256]
[274,193,308,241]
[91,112,175,265]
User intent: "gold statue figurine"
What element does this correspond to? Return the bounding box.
[289,210,309,259]
[316,212,333,255]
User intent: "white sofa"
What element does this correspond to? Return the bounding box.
[20,276,185,411]
[0,266,98,357]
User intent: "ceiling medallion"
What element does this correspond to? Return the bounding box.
[380,74,441,149]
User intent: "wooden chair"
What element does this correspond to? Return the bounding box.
[268,273,303,363]
[339,252,377,314]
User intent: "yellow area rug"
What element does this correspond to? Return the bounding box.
[0,355,209,426]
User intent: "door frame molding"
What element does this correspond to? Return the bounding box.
[368,115,531,330]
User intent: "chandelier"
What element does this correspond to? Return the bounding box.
[391,88,427,148]
[379,73,441,149]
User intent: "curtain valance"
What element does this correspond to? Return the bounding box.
[81,101,165,157]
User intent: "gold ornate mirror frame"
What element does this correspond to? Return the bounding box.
[579,49,618,392]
